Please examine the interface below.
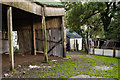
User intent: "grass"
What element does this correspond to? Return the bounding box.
[39,54,119,78]
[10,69,17,73]
[37,60,82,78]
[67,54,119,78]
[11,53,119,79]
[26,72,30,75]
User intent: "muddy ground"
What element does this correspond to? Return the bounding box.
[2,51,118,79]
[2,53,63,72]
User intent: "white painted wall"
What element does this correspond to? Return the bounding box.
[70,38,82,50]
[13,31,19,49]
[70,38,75,50]
[89,48,120,57]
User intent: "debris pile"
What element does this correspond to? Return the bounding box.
[92,65,113,71]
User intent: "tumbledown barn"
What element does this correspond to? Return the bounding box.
[0,0,66,70]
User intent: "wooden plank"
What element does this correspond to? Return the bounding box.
[1,1,42,16]
[36,51,44,54]
[18,29,32,54]
[62,16,66,57]
[42,5,48,62]
[33,23,36,55]
[45,7,64,16]
[36,38,62,44]
[7,7,14,70]
[47,39,62,54]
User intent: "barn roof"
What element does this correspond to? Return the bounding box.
[1,0,65,16]
[66,29,82,38]
[32,0,64,7]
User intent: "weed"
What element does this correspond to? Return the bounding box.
[26,72,29,75]
[11,69,17,73]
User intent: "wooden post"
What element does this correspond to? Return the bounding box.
[7,7,14,70]
[113,48,116,57]
[33,23,36,55]
[102,49,104,56]
[74,39,75,51]
[86,32,89,54]
[62,16,66,57]
[42,5,48,62]
[76,39,79,51]
[93,45,95,55]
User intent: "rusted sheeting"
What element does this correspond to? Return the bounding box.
[18,28,63,57]
[35,28,63,57]
[50,28,63,57]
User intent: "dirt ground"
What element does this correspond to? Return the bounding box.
[2,51,85,72]
[2,53,63,72]
[2,51,118,78]
[2,51,86,78]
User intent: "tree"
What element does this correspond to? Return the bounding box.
[106,3,120,40]
[66,2,120,39]
[66,2,104,38]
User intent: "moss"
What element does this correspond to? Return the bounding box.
[34,0,64,7]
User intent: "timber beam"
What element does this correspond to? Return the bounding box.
[1,0,42,16]
[42,5,48,62]
[32,22,36,55]
[62,16,66,57]
[0,0,65,17]
[7,7,14,70]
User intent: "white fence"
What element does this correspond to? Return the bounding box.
[89,48,120,57]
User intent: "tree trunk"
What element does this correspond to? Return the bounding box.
[86,32,89,54]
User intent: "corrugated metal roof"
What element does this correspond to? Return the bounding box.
[66,29,82,38]
[31,0,64,7]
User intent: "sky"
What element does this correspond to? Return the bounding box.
[54,0,61,2]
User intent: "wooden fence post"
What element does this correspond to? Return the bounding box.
[62,16,66,57]
[7,7,14,70]
[33,22,36,55]
[113,48,116,57]
[93,46,95,55]
[42,5,48,62]
[102,49,104,56]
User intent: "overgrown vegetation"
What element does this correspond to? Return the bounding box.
[69,54,118,78]
[6,54,119,79]
[64,2,120,40]
[27,54,118,78]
